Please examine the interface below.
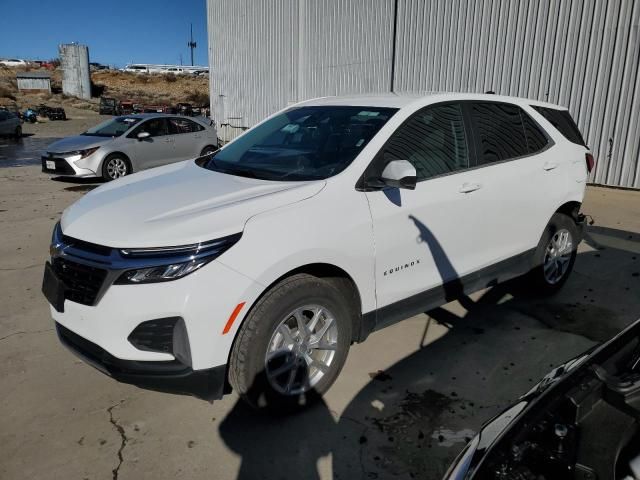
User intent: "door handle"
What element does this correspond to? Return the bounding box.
[543,161,559,171]
[459,182,482,194]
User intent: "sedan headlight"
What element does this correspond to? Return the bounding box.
[114,233,242,285]
[65,146,100,159]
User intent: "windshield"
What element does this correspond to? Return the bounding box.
[83,116,142,137]
[200,106,397,181]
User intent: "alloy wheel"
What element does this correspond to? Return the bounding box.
[543,228,573,284]
[265,305,338,395]
[106,157,128,179]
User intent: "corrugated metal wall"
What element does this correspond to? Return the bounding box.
[207,0,640,188]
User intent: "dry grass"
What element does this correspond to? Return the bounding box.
[0,66,210,110]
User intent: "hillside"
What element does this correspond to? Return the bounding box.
[0,65,209,112]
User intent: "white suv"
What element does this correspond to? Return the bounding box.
[42,93,592,410]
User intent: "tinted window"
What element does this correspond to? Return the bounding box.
[0,112,6,121]
[83,116,141,137]
[470,103,528,165]
[134,118,168,137]
[169,118,204,134]
[521,111,548,153]
[380,103,469,181]
[532,106,586,146]
[201,106,396,181]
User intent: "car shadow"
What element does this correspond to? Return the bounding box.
[51,176,103,192]
[218,221,640,479]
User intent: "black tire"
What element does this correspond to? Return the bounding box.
[14,126,22,139]
[200,145,217,156]
[525,213,579,295]
[229,273,353,412]
[101,154,132,181]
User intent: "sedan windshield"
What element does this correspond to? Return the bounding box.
[82,116,142,137]
[200,106,397,181]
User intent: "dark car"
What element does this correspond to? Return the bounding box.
[99,97,120,116]
[47,107,66,121]
[176,102,193,116]
[445,317,640,480]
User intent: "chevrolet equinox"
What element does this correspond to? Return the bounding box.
[42,93,592,410]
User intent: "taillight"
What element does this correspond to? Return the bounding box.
[585,153,595,173]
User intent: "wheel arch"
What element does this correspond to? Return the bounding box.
[555,200,582,222]
[221,262,365,395]
[101,151,133,173]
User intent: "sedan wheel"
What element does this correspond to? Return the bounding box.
[103,156,130,180]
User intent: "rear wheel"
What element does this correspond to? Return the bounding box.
[14,126,21,139]
[228,274,352,412]
[525,213,579,295]
[200,145,217,156]
[101,154,131,181]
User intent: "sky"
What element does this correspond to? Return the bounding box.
[0,0,208,67]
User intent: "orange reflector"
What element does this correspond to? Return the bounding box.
[222,302,246,335]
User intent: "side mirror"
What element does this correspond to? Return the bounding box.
[380,160,417,190]
[137,131,151,140]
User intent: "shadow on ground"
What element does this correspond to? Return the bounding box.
[218,224,640,480]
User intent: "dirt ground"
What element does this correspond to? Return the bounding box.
[0,167,639,479]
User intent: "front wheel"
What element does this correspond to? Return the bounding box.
[200,145,217,156]
[101,155,131,181]
[228,274,353,412]
[525,213,579,295]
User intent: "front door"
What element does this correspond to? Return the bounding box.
[364,103,483,323]
[130,118,174,170]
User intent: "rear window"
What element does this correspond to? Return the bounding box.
[470,102,529,165]
[532,106,586,146]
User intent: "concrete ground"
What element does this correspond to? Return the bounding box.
[0,167,639,480]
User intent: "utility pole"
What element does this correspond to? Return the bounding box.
[187,23,197,66]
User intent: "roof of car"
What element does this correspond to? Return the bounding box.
[119,113,201,119]
[296,92,567,111]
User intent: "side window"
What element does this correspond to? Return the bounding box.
[168,118,204,134]
[380,103,469,181]
[532,106,586,146]
[0,112,6,121]
[470,102,528,165]
[521,110,549,153]
[132,118,168,137]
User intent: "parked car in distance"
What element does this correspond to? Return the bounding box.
[176,102,193,116]
[99,97,120,116]
[0,110,22,138]
[46,107,66,121]
[42,93,592,411]
[0,58,28,67]
[445,316,640,480]
[41,113,218,180]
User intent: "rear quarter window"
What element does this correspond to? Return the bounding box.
[532,106,586,147]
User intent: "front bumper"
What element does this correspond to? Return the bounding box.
[56,322,228,400]
[41,155,97,177]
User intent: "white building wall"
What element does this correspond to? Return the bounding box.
[208,0,640,188]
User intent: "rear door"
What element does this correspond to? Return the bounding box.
[167,117,206,160]
[461,101,565,266]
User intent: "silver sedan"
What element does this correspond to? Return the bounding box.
[42,114,219,180]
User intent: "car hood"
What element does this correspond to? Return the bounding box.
[46,135,113,153]
[61,160,326,247]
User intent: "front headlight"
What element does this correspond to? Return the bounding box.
[116,259,210,284]
[61,147,100,160]
[114,233,242,285]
